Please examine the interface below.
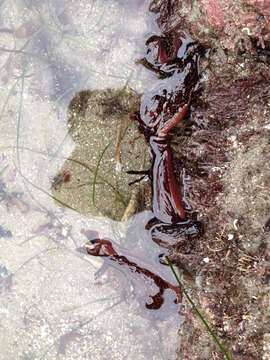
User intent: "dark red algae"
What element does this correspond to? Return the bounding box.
[81,24,206,310]
[51,171,71,190]
[80,33,205,309]
[131,30,205,227]
[80,237,182,309]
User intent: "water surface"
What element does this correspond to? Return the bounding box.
[0,1,183,359]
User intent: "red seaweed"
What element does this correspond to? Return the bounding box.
[82,23,205,310]
[82,237,182,309]
[52,171,71,190]
[132,31,204,227]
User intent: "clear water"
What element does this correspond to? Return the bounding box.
[0,1,183,359]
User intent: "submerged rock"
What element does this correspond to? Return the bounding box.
[51,88,150,220]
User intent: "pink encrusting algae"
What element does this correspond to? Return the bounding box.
[199,0,270,50]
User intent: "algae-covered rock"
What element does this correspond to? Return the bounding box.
[51,88,150,220]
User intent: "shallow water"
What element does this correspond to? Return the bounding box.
[0,1,183,359]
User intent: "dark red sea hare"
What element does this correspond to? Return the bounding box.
[83,30,205,310]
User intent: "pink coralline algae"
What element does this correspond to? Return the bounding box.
[200,0,270,50]
[201,0,225,27]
